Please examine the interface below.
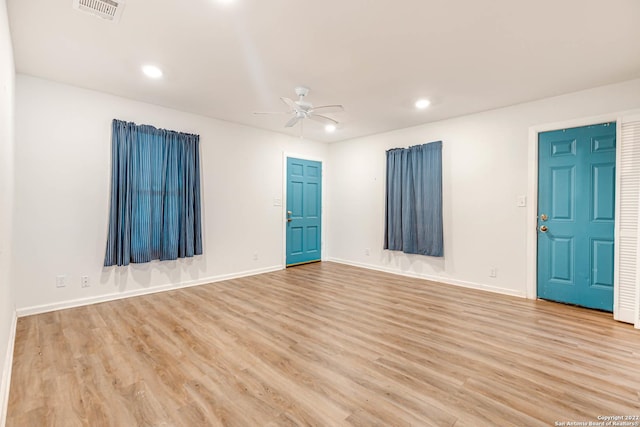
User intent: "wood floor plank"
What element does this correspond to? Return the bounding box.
[7,262,640,426]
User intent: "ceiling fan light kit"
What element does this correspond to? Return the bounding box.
[254,86,344,135]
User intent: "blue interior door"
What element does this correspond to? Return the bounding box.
[537,122,616,311]
[286,157,322,266]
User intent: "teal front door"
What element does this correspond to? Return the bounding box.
[286,157,322,266]
[537,122,616,311]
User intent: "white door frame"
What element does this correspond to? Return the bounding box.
[281,152,327,268]
[525,113,621,307]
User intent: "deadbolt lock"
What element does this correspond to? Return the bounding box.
[540,214,548,221]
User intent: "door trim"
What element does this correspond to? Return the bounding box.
[526,115,621,304]
[282,152,327,268]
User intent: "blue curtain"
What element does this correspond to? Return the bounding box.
[104,119,202,266]
[384,141,443,257]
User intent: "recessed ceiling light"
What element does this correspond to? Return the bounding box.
[325,124,337,133]
[142,65,163,79]
[415,99,431,110]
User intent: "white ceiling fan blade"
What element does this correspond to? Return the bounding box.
[253,111,289,115]
[285,116,302,128]
[308,114,339,125]
[310,104,344,114]
[280,97,297,111]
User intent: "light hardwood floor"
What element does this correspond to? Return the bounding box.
[7,262,640,426]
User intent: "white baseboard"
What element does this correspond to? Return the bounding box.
[0,309,17,427]
[327,258,526,299]
[16,265,284,317]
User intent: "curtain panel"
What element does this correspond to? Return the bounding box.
[104,119,203,267]
[384,141,443,257]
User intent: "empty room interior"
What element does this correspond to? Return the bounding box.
[2,0,640,425]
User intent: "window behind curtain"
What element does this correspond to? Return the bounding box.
[104,119,202,267]
[384,141,443,257]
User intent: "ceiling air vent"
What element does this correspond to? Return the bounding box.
[72,0,125,23]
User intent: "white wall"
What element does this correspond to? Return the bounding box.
[12,73,640,315]
[13,75,328,313]
[0,0,16,422]
[328,78,640,297]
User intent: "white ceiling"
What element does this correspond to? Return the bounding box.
[7,0,640,142]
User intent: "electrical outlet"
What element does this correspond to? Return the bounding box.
[489,267,497,278]
[56,275,67,288]
[253,252,258,261]
[81,276,90,288]
[364,248,370,256]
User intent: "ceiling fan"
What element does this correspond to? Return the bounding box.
[254,86,344,132]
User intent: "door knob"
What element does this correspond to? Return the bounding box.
[539,225,548,232]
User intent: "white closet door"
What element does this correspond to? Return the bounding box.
[615,116,640,326]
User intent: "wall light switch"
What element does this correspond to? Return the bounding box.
[56,275,67,288]
[517,195,526,207]
[273,198,282,207]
